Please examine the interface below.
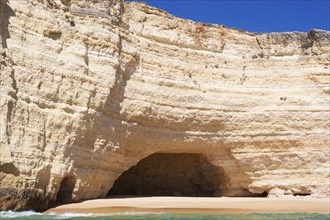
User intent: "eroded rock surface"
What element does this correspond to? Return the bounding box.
[0,0,329,211]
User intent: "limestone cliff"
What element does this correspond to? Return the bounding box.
[0,0,329,211]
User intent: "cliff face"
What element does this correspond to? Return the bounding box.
[0,0,329,211]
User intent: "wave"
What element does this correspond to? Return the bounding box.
[0,211,99,219]
[50,212,99,218]
[1,211,328,220]
[0,211,41,218]
[0,211,166,220]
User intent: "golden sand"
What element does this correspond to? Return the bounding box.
[45,197,330,215]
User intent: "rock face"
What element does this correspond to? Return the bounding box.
[0,0,329,211]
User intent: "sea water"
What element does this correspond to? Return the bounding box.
[0,211,329,220]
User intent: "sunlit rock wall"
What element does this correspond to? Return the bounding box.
[0,0,329,211]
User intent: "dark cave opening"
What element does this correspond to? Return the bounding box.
[293,193,311,197]
[107,153,229,197]
[55,175,76,204]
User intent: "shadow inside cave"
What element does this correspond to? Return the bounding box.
[55,175,77,205]
[107,153,229,197]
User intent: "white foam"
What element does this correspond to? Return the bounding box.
[0,211,100,219]
[0,210,41,218]
[54,212,98,218]
[0,210,164,218]
[120,211,161,215]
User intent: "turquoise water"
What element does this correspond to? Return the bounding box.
[1,211,329,220]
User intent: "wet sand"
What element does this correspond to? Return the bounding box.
[45,197,330,215]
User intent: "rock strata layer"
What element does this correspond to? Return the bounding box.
[0,0,329,211]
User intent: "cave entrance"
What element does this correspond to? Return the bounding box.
[56,175,76,204]
[108,153,228,197]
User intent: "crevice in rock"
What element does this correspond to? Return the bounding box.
[83,41,89,67]
[0,163,20,176]
[83,52,89,67]
[4,67,18,144]
[255,191,268,197]
[293,193,311,197]
[236,188,268,197]
[105,32,140,117]
[255,36,263,50]
[10,68,18,100]
[60,0,71,7]
[0,0,15,48]
[308,30,317,42]
[5,67,17,144]
[5,100,13,144]
[86,89,97,110]
[107,153,229,197]
[42,119,47,151]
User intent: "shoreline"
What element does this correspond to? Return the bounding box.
[45,197,330,215]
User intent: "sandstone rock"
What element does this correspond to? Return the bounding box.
[0,0,329,211]
[268,187,285,198]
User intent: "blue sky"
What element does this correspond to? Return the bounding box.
[127,0,330,33]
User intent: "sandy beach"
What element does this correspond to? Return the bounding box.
[45,197,330,215]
